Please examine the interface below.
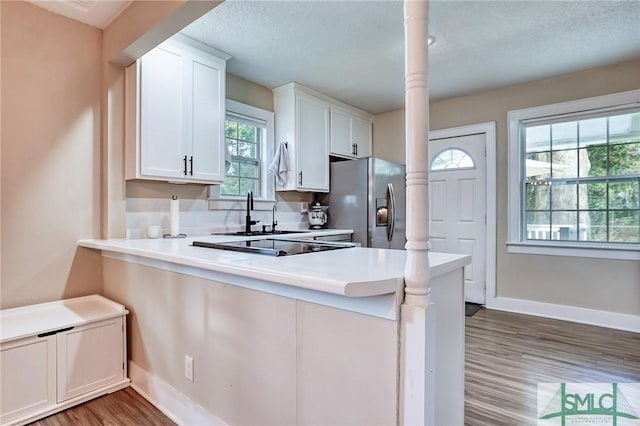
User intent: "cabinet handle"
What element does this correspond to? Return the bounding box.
[183,156,188,176]
[351,143,356,155]
[189,156,193,176]
[298,171,303,186]
[38,326,74,338]
[355,143,358,156]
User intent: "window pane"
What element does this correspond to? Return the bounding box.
[221,176,239,195]
[609,180,639,210]
[609,112,640,145]
[578,117,607,148]
[225,121,237,139]
[584,144,607,177]
[609,210,639,243]
[580,182,607,210]
[238,141,257,159]
[225,160,239,177]
[551,150,578,178]
[552,211,578,241]
[525,125,550,153]
[238,123,257,142]
[526,212,551,240]
[551,121,577,150]
[239,162,259,178]
[581,211,607,242]
[239,178,259,196]
[525,182,550,211]
[430,148,474,170]
[526,152,552,178]
[551,183,577,210]
[609,143,640,175]
[226,138,237,156]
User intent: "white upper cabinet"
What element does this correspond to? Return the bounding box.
[126,36,230,184]
[330,106,372,159]
[273,83,330,192]
[273,83,373,192]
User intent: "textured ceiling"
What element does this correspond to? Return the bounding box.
[27,0,640,114]
[181,0,640,114]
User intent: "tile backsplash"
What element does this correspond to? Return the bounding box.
[126,194,314,239]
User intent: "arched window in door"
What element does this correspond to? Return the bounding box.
[430,148,475,171]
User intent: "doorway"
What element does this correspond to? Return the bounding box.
[429,123,496,305]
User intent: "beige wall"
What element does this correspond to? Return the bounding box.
[372,109,405,164]
[373,58,640,316]
[1,1,103,308]
[103,258,397,424]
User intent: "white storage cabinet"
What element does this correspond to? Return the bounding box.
[330,105,372,159]
[0,295,129,426]
[273,83,331,192]
[125,36,230,184]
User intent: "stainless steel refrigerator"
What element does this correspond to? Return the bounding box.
[321,157,406,249]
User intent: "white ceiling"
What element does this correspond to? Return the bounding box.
[180,0,640,114]
[28,0,640,115]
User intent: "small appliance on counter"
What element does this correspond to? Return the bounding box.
[308,203,328,229]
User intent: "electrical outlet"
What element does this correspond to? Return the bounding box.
[184,355,194,382]
[300,202,308,213]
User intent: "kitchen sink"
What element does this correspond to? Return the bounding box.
[212,230,310,237]
[193,238,355,256]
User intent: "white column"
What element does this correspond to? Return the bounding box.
[403,0,431,306]
[400,0,432,425]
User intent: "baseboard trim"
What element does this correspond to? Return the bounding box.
[129,361,226,426]
[486,296,640,333]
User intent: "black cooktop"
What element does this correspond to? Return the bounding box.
[192,239,354,257]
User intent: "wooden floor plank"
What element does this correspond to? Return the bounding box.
[29,387,175,426]
[465,308,640,425]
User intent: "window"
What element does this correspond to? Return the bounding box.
[508,90,640,260]
[430,148,475,171]
[208,100,275,208]
[222,116,263,196]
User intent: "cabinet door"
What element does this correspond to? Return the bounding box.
[139,46,189,180]
[330,108,353,157]
[190,56,225,183]
[351,116,372,158]
[56,317,124,402]
[296,94,330,191]
[0,335,56,424]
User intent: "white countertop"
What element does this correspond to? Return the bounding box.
[78,230,470,298]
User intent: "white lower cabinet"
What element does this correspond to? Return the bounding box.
[0,296,129,426]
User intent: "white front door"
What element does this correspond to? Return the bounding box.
[429,133,487,304]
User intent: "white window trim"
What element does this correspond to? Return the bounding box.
[507,89,640,260]
[209,99,276,211]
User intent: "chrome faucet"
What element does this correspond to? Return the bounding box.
[245,191,259,234]
[271,204,278,232]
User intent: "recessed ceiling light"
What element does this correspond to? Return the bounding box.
[427,35,436,46]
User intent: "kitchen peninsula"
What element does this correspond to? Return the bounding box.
[79,231,469,425]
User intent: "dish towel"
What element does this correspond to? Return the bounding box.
[268,142,290,187]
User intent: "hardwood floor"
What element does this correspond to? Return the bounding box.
[465,308,640,425]
[28,309,639,425]
[29,387,175,426]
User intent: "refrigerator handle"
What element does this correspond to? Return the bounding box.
[387,183,396,243]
